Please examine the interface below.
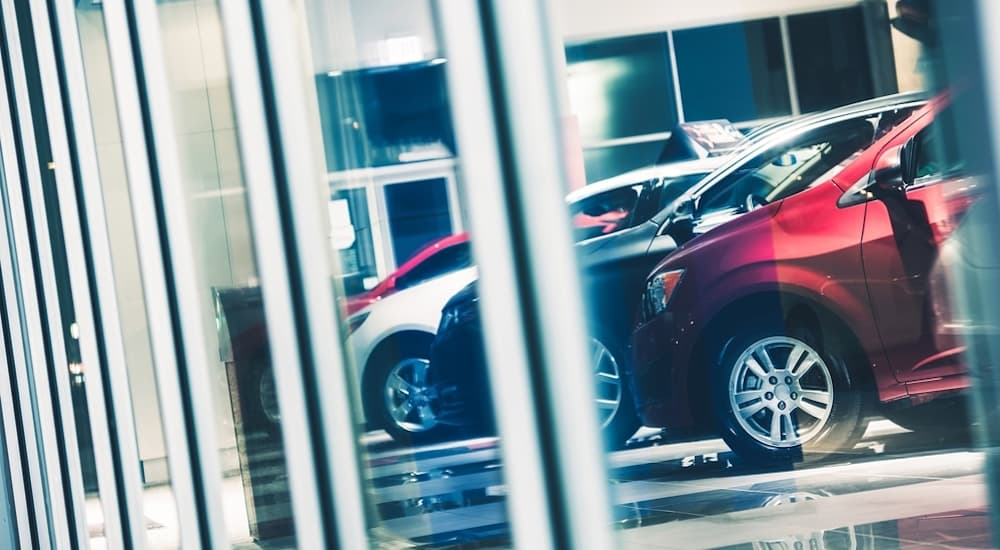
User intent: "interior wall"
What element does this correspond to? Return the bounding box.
[556,0,865,41]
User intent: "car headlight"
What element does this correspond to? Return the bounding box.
[643,268,685,320]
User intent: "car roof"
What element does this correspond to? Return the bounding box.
[565,156,729,203]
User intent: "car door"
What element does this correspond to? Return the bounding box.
[861,104,980,384]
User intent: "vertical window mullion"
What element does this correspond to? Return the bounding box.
[0,2,85,547]
[0,166,40,550]
[214,1,361,547]
[242,1,376,548]
[779,16,802,116]
[100,0,226,547]
[27,0,153,548]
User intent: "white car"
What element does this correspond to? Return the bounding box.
[346,266,478,441]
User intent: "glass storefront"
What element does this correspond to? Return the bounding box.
[0,0,998,549]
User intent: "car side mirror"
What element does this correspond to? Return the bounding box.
[865,140,915,198]
[665,196,696,243]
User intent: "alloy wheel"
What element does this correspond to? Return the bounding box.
[728,336,834,448]
[258,366,281,425]
[384,358,440,433]
[592,339,623,429]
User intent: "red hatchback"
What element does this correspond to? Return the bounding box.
[630,95,983,463]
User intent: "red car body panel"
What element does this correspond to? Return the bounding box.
[344,233,470,316]
[630,96,980,431]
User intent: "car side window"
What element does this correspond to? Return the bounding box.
[570,184,644,240]
[395,242,474,290]
[913,106,962,182]
[697,119,876,215]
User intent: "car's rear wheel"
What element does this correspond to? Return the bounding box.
[711,322,868,464]
[592,338,640,449]
[248,361,282,440]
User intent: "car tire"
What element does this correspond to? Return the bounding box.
[709,321,868,464]
[592,338,640,450]
[250,361,282,440]
[369,337,465,444]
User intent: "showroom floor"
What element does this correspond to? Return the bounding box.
[85,422,993,549]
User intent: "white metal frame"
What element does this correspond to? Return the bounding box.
[31,0,151,547]
[0,3,87,547]
[0,148,38,550]
[100,0,227,547]
[436,0,616,549]
[234,1,373,548]
[217,0,360,547]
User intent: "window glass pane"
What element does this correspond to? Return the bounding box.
[699,119,875,214]
[788,7,878,112]
[566,33,677,142]
[384,178,454,265]
[300,0,511,547]
[674,18,791,122]
[583,140,667,183]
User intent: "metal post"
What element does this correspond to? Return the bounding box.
[216,0,359,547]
[27,0,151,547]
[435,0,617,549]
[101,0,229,547]
[235,1,373,548]
[0,4,84,547]
[0,161,38,550]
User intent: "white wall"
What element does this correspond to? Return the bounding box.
[557,0,865,41]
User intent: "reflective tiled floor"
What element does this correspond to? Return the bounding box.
[89,421,995,549]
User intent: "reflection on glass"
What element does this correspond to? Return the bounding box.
[150,0,298,546]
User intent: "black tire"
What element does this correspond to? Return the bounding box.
[249,361,282,440]
[709,320,869,464]
[593,338,641,450]
[882,398,971,445]
[366,336,464,444]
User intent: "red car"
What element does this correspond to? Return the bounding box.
[630,94,982,463]
[345,233,472,316]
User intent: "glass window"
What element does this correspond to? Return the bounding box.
[395,241,473,289]
[583,140,667,183]
[788,7,880,113]
[674,18,791,122]
[570,184,645,240]
[653,172,711,210]
[699,119,875,214]
[566,33,677,142]
[384,178,454,265]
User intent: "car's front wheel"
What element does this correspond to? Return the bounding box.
[591,338,640,449]
[711,323,868,464]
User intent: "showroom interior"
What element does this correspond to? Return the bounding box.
[0,0,999,549]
